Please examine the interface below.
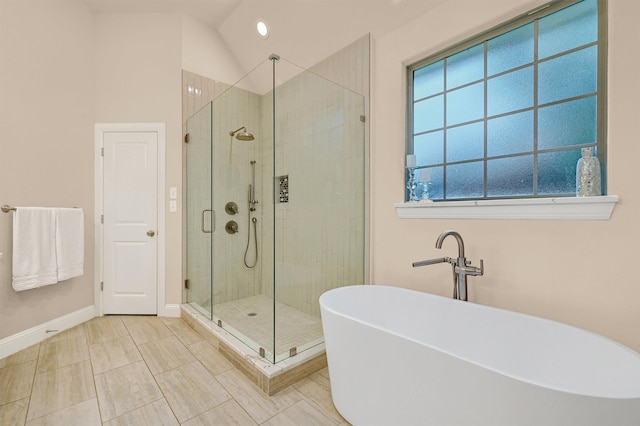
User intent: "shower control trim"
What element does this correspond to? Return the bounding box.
[225,221,238,234]
[225,202,239,215]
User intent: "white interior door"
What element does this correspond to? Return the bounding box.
[102,130,158,314]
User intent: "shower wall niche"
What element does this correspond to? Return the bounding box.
[183,35,368,364]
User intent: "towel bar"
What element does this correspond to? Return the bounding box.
[1,205,81,213]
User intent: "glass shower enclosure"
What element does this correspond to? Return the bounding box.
[184,55,366,363]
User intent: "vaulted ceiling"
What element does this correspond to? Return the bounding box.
[81,0,446,74]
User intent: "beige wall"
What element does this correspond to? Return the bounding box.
[0,5,190,341]
[94,12,184,307]
[181,14,246,86]
[0,2,245,341]
[0,0,95,339]
[371,0,640,351]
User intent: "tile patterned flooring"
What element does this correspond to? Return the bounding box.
[213,295,324,358]
[0,316,348,425]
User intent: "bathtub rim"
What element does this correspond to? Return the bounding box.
[320,284,640,400]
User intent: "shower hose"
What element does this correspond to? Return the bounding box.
[244,216,258,268]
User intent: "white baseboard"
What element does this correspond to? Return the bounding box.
[0,305,96,360]
[160,304,181,318]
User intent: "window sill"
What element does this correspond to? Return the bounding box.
[394,196,619,220]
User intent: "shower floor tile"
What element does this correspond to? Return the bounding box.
[213,295,324,356]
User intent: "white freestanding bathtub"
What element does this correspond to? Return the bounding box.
[320,285,640,426]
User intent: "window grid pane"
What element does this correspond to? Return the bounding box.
[408,0,602,202]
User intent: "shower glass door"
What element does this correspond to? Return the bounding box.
[210,61,271,357]
[185,103,213,316]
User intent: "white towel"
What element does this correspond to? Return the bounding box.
[12,207,58,291]
[55,208,84,281]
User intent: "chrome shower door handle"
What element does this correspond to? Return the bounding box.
[201,209,214,233]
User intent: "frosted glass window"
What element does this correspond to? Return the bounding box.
[421,166,443,199]
[446,122,484,163]
[408,0,605,201]
[446,161,484,199]
[537,149,582,195]
[487,111,533,157]
[447,45,484,89]
[538,97,597,150]
[414,131,444,166]
[487,66,533,116]
[447,83,484,126]
[487,155,533,197]
[539,46,597,105]
[414,95,444,133]
[539,0,598,60]
[414,61,444,100]
[487,23,534,76]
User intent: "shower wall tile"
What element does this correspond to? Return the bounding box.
[182,70,230,124]
[308,34,370,97]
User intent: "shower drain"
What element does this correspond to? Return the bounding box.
[247,312,257,317]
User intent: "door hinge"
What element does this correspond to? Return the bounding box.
[184,133,190,144]
[184,279,190,289]
[101,147,104,156]
[101,214,104,224]
[100,281,104,291]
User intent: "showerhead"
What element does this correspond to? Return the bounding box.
[236,131,254,141]
[229,126,255,141]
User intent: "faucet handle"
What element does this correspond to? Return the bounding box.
[459,259,484,276]
[412,257,452,267]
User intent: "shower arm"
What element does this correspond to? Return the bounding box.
[230,126,245,137]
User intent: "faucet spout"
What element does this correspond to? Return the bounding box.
[435,230,465,258]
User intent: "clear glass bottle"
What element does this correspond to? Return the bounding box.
[576,147,601,197]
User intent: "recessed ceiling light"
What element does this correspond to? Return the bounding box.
[256,20,269,39]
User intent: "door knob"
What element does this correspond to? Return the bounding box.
[147,230,155,237]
